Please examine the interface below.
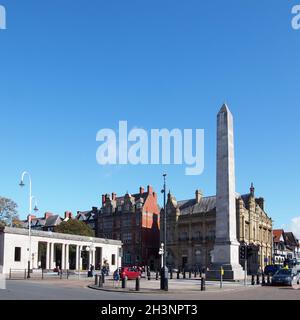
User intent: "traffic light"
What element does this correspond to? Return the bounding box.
[239,245,246,260]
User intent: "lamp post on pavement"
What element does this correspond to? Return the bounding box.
[19,171,39,278]
[160,174,168,291]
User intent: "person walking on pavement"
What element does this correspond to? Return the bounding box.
[113,269,120,288]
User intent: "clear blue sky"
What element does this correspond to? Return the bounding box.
[0,1,299,231]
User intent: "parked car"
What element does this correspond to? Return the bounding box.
[119,267,141,280]
[264,265,282,276]
[271,269,300,286]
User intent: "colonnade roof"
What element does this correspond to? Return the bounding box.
[1,227,122,246]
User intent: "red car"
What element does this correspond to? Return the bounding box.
[119,267,141,280]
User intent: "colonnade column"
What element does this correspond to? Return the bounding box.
[46,242,50,270]
[79,246,83,270]
[62,244,66,270]
[76,245,80,270]
[92,248,96,267]
[50,243,55,270]
[66,245,70,270]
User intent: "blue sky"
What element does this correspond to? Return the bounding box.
[0,1,299,232]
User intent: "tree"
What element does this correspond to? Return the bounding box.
[0,197,18,227]
[54,219,95,237]
[12,218,24,228]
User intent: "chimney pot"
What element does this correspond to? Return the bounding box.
[64,211,72,219]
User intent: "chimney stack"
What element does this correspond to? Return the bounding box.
[112,193,117,201]
[27,215,36,222]
[102,194,106,205]
[195,190,203,203]
[140,186,145,194]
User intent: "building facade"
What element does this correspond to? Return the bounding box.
[162,185,273,274]
[97,185,160,269]
[0,226,122,274]
[273,229,300,265]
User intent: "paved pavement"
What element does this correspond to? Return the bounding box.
[1,278,300,300]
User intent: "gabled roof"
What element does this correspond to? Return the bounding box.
[284,232,299,247]
[45,215,62,227]
[35,218,46,227]
[76,211,96,221]
[273,229,284,243]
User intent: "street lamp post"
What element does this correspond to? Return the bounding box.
[19,171,39,279]
[160,173,168,291]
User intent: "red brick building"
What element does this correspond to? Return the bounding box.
[97,185,160,269]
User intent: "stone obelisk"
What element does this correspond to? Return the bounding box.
[208,104,244,280]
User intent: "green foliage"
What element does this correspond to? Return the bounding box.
[0,196,18,226]
[54,219,95,237]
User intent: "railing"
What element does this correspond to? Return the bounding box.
[7,269,96,280]
[8,269,27,280]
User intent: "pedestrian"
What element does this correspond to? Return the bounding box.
[113,269,120,288]
[106,263,110,276]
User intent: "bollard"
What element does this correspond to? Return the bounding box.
[102,273,106,284]
[9,269,12,280]
[42,269,44,280]
[122,277,127,289]
[262,274,266,286]
[194,271,197,278]
[147,272,151,281]
[170,270,173,279]
[177,270,180,279]
[201,277,206,291]
[156,271,159,281]
[251,275,255,286]
[136,277,140,291]
[60,270,63,280]
[189,271,192,279]
[267,275,270,285]
[95,274,98,286]
[183,270,186,279]
[67,270,69,280]
[256,274,260,285]
[99,275,103,288]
